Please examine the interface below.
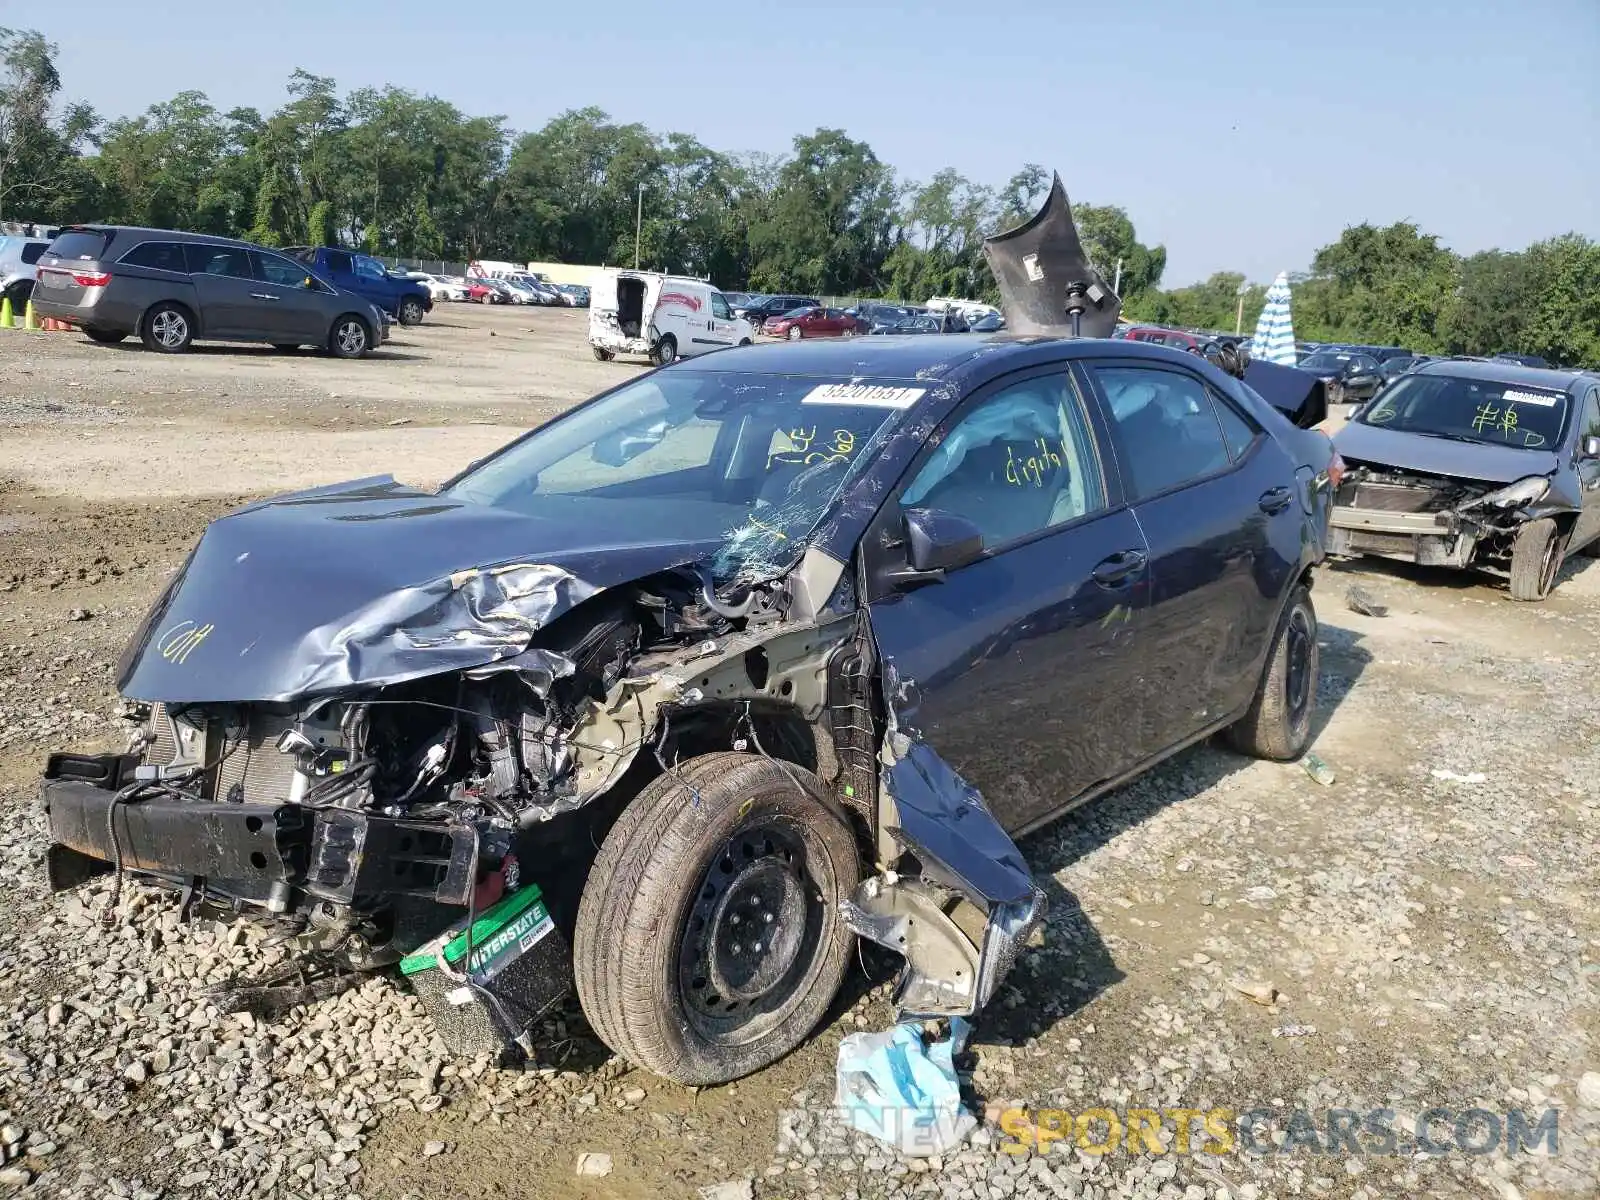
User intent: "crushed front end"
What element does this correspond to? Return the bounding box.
[1329,462,1565,578]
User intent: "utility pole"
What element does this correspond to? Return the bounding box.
[1235,280,1250,335]
[1113,258,1123,295]
[634,183,643,270]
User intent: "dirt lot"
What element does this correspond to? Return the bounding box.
[0,306,1596,1200]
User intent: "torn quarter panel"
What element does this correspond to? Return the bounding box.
[116,475,720,703]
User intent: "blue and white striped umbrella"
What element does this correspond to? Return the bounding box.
[1250,272,1297,365]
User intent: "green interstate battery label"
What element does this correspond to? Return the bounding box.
[467,903,554,978]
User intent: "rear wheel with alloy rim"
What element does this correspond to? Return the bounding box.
[141,303,193,353]
[397,297,425,326]
[652,335,677,366]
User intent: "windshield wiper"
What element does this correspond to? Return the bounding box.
[1393,429,1499,446]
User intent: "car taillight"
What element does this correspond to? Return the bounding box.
[72,272,111,287]
[1327,451,1346,490]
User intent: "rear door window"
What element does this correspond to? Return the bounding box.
[1211,391,1261,460]
[1092,364,1236,499]
[119,241,188,273]
[324,250,354,274]
[184,245,254,279]
[46,230,111,262]
[20,242,47,266]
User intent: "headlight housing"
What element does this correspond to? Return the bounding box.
[1480,476,1551,508]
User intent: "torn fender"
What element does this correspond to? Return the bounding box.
[844,657,1043,1017]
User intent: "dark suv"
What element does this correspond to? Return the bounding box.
[31,226,388,357]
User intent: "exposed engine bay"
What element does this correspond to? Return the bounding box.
[42,544,1040,1062]
[1330,459,1551,572]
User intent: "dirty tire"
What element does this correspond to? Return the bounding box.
[140,302,194,353]
[738,338,751,347]
[651,335,677,367]
[1509,517,1564,601]
[84,328,127,344]
[573,752,860,1085]
[591,344,614,362]
[397,297,425,326]
[1227,584,1319,761]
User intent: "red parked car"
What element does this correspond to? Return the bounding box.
[465,277,503,304]
[763,306,868,340]
[1120,325,1205,352]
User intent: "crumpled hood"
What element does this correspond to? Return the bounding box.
[1334,421,1560,484]
[116,476,719,704]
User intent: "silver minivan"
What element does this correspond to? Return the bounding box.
[32,226,388,357]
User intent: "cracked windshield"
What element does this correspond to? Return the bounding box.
[442,371,912,581]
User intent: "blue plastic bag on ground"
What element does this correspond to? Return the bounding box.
[833,1018,976,1156]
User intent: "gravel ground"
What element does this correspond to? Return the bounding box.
[1,309,1596,1199]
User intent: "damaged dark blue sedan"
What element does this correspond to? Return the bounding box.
[40,179,1340,1085]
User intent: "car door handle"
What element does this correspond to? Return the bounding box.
[1259,486,1293,513]
[1091,549,1147,587]
[249,293,279,302]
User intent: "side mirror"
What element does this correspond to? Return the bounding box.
[886,507,985,589]
[1581,434,1600,460]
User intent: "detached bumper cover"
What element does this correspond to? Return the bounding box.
[42,752,477,907]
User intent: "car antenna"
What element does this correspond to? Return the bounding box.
[983,172,1120,339]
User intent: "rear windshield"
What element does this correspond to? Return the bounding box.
[47,229,112,262]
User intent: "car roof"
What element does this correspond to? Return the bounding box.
[673,331,1213,386]
[1413,358,1587,394]
[59,225,255,249]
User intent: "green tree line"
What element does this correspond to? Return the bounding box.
[4,28,1595,365]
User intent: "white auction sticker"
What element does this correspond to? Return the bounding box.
[1501,389,1560,407]
[802,383,926,409]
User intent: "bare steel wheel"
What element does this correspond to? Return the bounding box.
[573,752,859,1085]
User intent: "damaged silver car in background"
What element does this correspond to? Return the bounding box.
[1331,360,1600,601]
[41,175,1339,1084]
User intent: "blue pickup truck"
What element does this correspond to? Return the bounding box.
[286,247,433,326]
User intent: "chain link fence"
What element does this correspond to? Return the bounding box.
[375,257,472,277]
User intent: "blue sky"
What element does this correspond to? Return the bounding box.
[36,0,1600,286]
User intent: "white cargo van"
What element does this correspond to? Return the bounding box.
[589,271,754,365]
